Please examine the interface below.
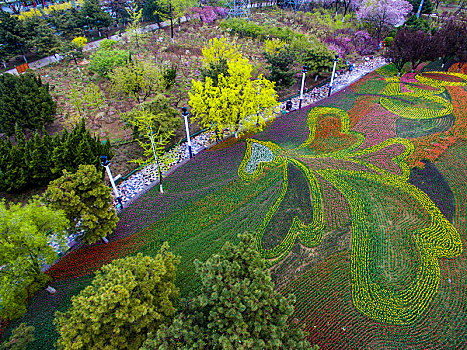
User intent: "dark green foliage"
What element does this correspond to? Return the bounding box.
[404,15,430,32]
[162,63,177,90]
[200,58,229,87]
[409,0,433,14]
[0,72,56,136]
[22,16,61,56]
[141,233,315,350]
[0,119,112,193]
[264,50,296,88]
[46,7,82,40]
[300,44,335,76]
[0,323,35,350]
[0,12,26,61]
[79,0,112,28]
[54,247,179,350]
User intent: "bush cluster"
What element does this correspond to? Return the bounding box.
[220,18,304,42]
[0,119,112,192]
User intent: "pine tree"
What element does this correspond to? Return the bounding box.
[45,164,119,244]
[0,72,56,136]
[141,233,316,350]
[55,246,179,350]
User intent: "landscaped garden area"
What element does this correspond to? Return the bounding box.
[2,59,466,349]
[1,0,467,347]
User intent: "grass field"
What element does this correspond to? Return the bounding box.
[3,62,467,349]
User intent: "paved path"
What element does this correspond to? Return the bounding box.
[113,56,388,211]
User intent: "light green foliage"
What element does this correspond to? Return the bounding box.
[190,58,279,139]
[44,164,119,245]
[0,323,35,350]
[89,44,129,77]
[125,3,145,55]
[68,83,106,126]
[220,18,303,42]
[141,233,316,350]
[98,38,117,50]
[55,246,179,350]
[110,59,162,102]
[0,198,68,320]
[124,95,180,169]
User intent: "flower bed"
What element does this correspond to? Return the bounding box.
[11,64,467,349]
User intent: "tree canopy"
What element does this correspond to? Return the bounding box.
[0,72,56,136]
[141,233,315,350]
[190,37,279,139]
[357,0,413,39]
[0,198,68,320]
[55,246,179,350]
[44,164,119,245]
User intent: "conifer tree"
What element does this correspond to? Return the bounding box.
[44,164,119,244]
[55,245,179,350]
[0,72,56,136]
[142,233,316,350]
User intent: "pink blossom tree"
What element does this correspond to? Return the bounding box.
[356,0,413,40]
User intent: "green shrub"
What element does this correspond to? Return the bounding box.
[89,46,129,77]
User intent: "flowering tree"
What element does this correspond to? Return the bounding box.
[357,0,413,39]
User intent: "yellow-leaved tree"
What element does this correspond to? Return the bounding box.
[189,37,279,140]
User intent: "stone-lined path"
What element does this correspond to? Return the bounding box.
[114,56,388,210]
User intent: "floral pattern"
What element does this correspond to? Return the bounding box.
[238,104,462,325]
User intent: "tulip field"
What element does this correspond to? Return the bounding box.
[7,62,467,349]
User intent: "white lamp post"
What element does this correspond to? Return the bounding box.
[147,127,164,193]
[299,65,308,109]
[328,54,339,97]
[100,155,123,209]
[182,106,193,158]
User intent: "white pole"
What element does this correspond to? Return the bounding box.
[299,70,306,109]
[329,57,338,97]
[183,110,193,158]
[104,165,120,199]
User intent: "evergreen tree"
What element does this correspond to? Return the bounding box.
[79,0,112,28]
[141,233,316,350]
[55,246,179,350]
[22,16,61,57]
[264,49,296,88]
[409,0,433,14]
[0,12,26,61]
[0,323,35,350]
[44,164,119,244]
[0,72,56,136]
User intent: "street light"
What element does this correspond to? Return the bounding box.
[299,65,308,109]
[147,126,164,193]
[182,107,193,159]
[100,155,123,210]
[328,54,339,97]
